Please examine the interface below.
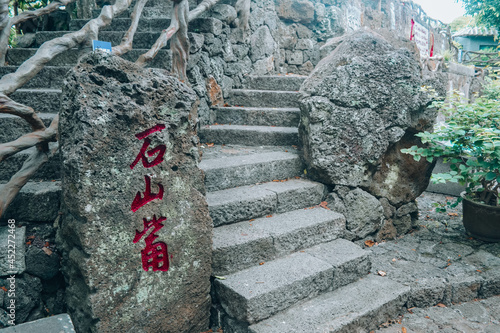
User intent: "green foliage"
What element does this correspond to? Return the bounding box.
[8,25,18,47]
[457,0,500,29]
[450,16,477,33]
[402,76,500,209]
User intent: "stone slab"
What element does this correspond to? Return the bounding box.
[248,276,410,333]
[227,89,301,108]
[214,107,300,127]
[0,181,61,223]
[215,251,333,323]
[207,179,325,226]
[10,89,61,114]
[200,151,304,192]
[213,207,345,275]
[243,75,306,91]
[0,226,26,276]
[199,124,298,146]
[307,238,371,289]
[0,113,56,143]
[1,313,75,332]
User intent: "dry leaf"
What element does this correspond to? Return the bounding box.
[42,247,53,256]
[319,201,330,210]
[365,240,376,247]
[0,287,7,292]
[402,327,407,333]
[266,215,273,218]
[436,303,446,308]
[378,270,387,277]
[448,212,458,217]
[392,258,397,262]
[259,262,265,265]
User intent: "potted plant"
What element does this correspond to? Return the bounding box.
[402,76,500,242]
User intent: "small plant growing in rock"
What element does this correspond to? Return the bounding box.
[402,76,500,210]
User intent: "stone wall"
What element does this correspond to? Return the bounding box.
[187,0,451,125]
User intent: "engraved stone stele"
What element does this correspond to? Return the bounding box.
[57,52,212,333]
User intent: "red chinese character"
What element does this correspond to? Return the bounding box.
[133,215,169,272]
[130,124,167,170]
[131,175,164,212]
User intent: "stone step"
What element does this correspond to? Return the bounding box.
[214,239,371,324]
[248,275,410,333]
[0,145,60,182]
[92,5,172,19]
[227,89,301,108]
[10,88,61,114]
[212,207,346,275]
[207,178,326,227]
[242,75,306,91]
[0,113,56,143]
[0,66,71,89]
[70,17,171,32]
[0,181,61,223]
[198,124,298,146]
[213,107,300,127]
[6,48,172,68]
[200,150,304,192]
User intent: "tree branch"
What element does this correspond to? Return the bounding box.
[136,0,221,66]
[113,0,149,56]
[11,0,77,26]
[0,0,10,66]
[170,0,189,81]
[0,93,46,131]
[0,143,58,220]
[0,114,58,163]
[0,0,135,95]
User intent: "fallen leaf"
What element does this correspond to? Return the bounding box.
[213,276,226,280]
[402,327,407,333]
[477,269,482,273]
[27,236,35,240]
[319,201,331,210]
[392,258,397,262]
[42,247,53,256]
[26,241,31,245]
[259,262,265,265]
[365,240,376,247]
[266,215,272,218]
[436,303,446,308]
[249,219,255,222]
[45,242,50,247]
[425,316,430,319]
[0,287,7,292]
[407,307,415,314]
[378,270,387,277]
[448,212,459,217]
[206,143,215,147]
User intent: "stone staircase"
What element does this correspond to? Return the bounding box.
[200,76,411,332]
[1,3,413,331]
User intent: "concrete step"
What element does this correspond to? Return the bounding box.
[212,207,346,275]
[6,48,172,69]
[200,150,304,192]
[227,89,301,108]
[1,313,75,332]
[242,75,306,91]
[207,178,326,227]
[0,145,60,182]
[199,124,298,146]
[214,239,371,324]
[0,66,71,89]
[213,107,300,127]
[70,17,171,32]
[92,5,172,19]
[10,88,61,114]
[0,113,56,143]
[0,181,61,223]
[248,275,410,333]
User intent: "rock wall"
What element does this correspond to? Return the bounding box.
[299,30,446,241]
[187,0,451,125]
[57,52,212,332]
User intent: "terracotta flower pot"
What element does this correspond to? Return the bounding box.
[462,193,500,242]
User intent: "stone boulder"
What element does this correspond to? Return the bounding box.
[275,0,315,24]
[57,52,212,333]
[299,29,443,238]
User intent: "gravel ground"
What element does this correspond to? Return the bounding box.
[373,191,500,333]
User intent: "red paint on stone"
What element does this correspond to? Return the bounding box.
[131,175,164,212]
[133,215,169,272]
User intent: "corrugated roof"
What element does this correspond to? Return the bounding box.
[453,27,498,37]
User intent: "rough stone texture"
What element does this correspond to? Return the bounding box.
[0,226,26,276]
[57,53,212,333]
[0,313,75,332]
[327,187,384,239]
[0,274,43,324]
[25,246,60,280]
[250,26,276,62]
[299,29,444,238]
[275,0,315,24]
[206,76,224,106]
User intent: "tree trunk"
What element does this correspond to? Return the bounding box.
[0,0,10,66]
